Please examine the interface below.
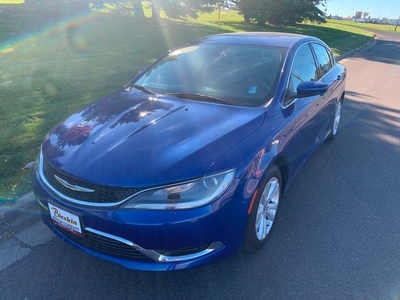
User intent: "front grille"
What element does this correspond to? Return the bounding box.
[58,227,153,262]
[42,159,140,204]
[57,226,211,262]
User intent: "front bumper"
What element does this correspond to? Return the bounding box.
[31,167,248,271]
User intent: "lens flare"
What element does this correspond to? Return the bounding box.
[0,11,99,60]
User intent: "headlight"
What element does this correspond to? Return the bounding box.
[119,169,235,210]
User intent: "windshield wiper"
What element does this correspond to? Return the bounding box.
[131,84,155,94]
[164,93,234,105]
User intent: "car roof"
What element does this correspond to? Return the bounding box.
[194,32,320,49]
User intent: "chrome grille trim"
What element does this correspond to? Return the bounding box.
[85,227,224,263]
[54,175,95,193]
[85,227,136,247]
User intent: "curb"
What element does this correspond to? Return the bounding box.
[336,34,377,61]
[0,191,40,239]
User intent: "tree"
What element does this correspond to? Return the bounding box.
[237,0,327,26]
[65,0,219,20]
[150,0,219,20]
[132,0,145,18]
[237,0,268,25]
[92,1,146,18]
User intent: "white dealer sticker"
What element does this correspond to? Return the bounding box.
[48,203,83,237]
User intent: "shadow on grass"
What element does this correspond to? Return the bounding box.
[205,20,372,56]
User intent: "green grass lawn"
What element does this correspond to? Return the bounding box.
[0,0,24,3]
[0,7,382,202]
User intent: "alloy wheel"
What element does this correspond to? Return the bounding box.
[332,101,342,136]
[255,177,280,241]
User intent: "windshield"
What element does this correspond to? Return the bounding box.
[134,44,286,107]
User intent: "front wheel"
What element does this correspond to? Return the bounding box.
[244,165,282,252]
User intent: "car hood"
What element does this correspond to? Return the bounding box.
[42,89,265,187]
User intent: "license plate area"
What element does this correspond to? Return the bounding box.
[48,203,83,238]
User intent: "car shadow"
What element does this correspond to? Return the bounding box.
[353,36,400,65]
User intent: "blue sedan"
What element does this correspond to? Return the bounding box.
[31,32,346,271]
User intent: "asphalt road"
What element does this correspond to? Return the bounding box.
[1,31,400,300]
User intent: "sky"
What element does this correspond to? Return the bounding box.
[322,0,400,19]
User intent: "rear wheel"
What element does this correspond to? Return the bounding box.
[327,100,342,141]
[244,165,282,252]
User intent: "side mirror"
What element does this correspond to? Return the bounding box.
[296,81,329,97]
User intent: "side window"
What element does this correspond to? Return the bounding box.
[285,43,317,105]
[311,43,334,77]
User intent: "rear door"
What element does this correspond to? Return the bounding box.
[283,42,323,168]
[310,42,340,139]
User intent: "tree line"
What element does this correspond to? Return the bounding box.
[22,0,327,25]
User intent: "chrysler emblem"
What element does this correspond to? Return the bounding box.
[54,175,95,193]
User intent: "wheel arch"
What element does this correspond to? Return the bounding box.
[271,155,290,195]
[340,90,346,103]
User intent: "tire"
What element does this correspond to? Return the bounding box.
[244,165,282,252]
[327,99,343,141]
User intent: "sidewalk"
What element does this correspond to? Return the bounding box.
[0,191,40,242]
[0,192,55,272]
